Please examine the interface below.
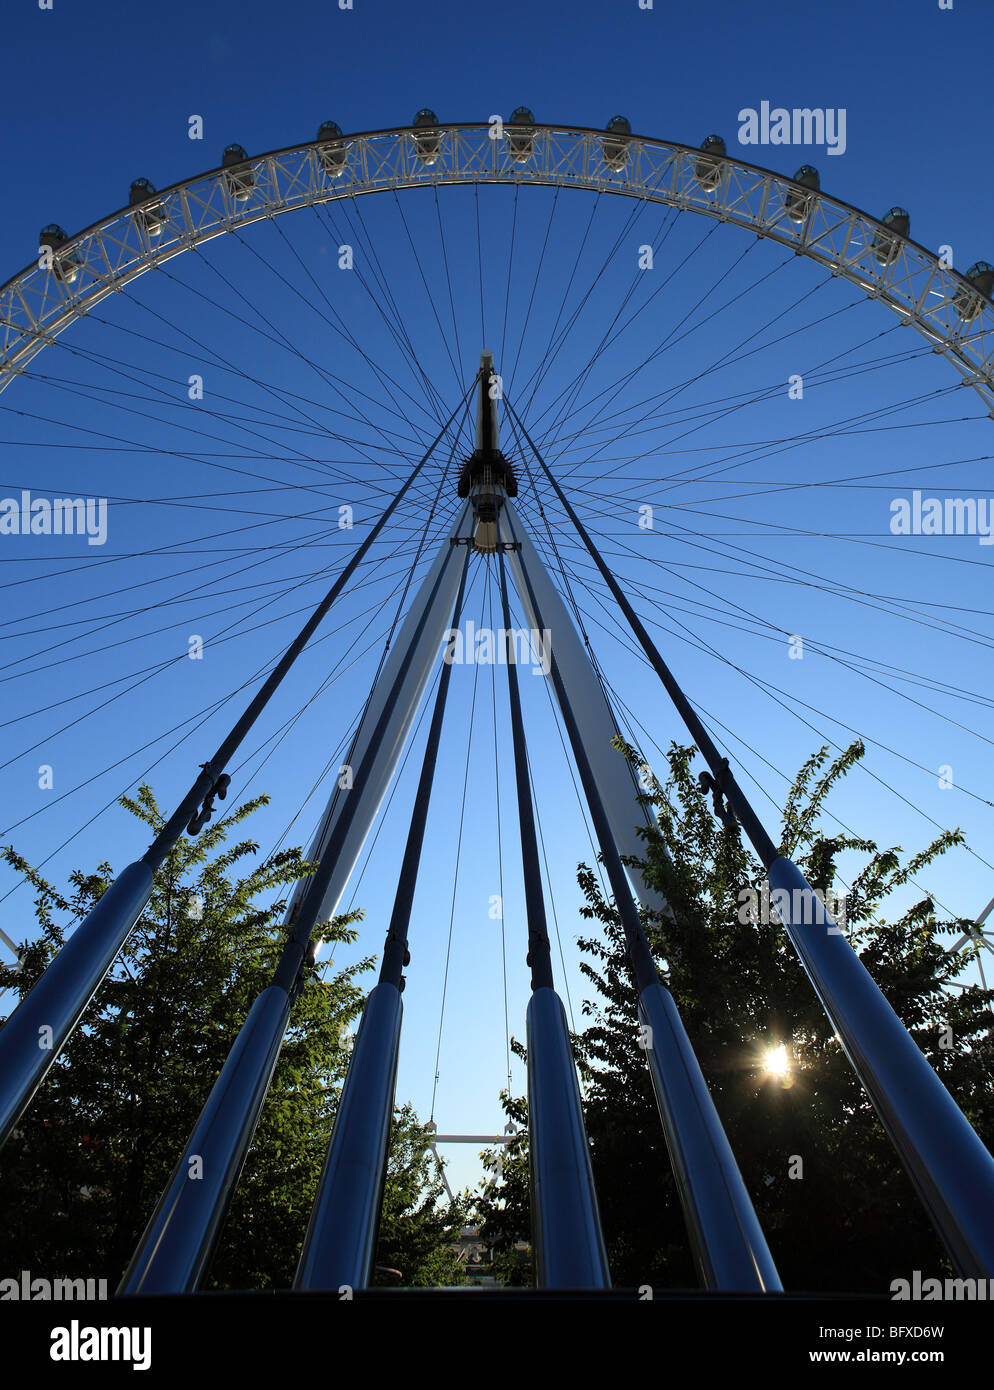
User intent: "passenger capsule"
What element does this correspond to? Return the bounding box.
[955,260,994,321]
[784,165,820,224]
[872,207,910,267]
[316,121,348,178]
[39,224,79,284]
[222,144,254,202]
[411,109,442,166]
[601,115,632,172]
[129,178,164,237]
[507,107,536,164]
[695,135,726,193]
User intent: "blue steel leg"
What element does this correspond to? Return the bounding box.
[639,982,782,1291]
[119,985,292,1293]
[0,860,153,1149]
[293,983,403,1291]
[769,857,994,1277]
[527,987,612,1289]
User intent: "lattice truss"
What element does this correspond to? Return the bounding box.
[1,123,993,409]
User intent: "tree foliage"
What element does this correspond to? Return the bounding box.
[0,786,465,1289]
[474,740,994,1292]
[375,1103,468,1286]
[473,1041,532,1285]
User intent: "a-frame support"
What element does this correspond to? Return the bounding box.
[122,503,475,1293]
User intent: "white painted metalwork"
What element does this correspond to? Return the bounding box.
[2,124,992,409]
[947,892,994,995]
[289,499,473,928]
[499,499,671,919]
[432,1134,521,1144]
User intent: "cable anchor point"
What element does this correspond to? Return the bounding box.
[698,759,738,831]
[186,765,231,835]
[287,937,320,1003]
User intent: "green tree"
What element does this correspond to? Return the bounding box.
[374,1103,468,1286]
[473,740,994,1292]
[0,785,465,1289]
[473,1046,532,1286]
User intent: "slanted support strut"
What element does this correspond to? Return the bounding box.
[499,503,781,1293]
[120,513,473,1294]
[293,981,403,1292]
[0,386,476,1155]
[498,546,610,1290]
[293,549,471,1291]
[505,392,994,1279]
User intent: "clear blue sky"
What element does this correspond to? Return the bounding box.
[1,0,993,1207]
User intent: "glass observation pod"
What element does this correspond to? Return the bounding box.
[38,223,79,284]
[506,107,537,164]
[316,121,348,178]
[872,206,910,267]
[411,109,442,166]
[955,260,994,321]
[222,144,255,202]
[601,115,632,172]
[695,134,726,193]
[129,178,164,237]
[784,164,820,224]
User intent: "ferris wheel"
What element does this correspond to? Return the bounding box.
[1,111,993,1293]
